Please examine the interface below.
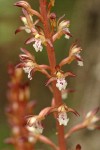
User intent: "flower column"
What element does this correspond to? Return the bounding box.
[39,0,66,150]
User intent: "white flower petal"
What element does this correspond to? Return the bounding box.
[57,112,69,126]
[23,66,33,80]
[63,28,70,39]
[56,78,67,91]
[33,39,43,52]
[65,34,70,39]
[25,28,31,33]
[26,117,44,135]
[77,61,84,66]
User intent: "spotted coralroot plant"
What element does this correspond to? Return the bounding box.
[12,0,100,150]
[6,64,56,150]
[6,64,37,149]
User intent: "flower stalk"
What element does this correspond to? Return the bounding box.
[39,0,66,149]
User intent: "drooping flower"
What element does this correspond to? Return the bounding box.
[69,44,83,66]
[84,107,100,130]
[26,107,55,137]
[55,71,74,91]
[55,70,67,91]
[16,48,50,80]
[46,70,68,91]
[57,105,69,126]
[26,115,44,134]
[59,43,83,67]
[53,18,72,41]
[46,66,75,91]
[25,33,46,52]
[57,104,79,126]
[16,48,37,80]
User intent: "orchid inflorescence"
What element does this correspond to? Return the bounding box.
[6,0,100,150]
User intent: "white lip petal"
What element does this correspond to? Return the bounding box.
[56,78,67,91]
[26,117,44,134]
[23,66,33,80]
[33,39,43,52]
[57,112,69,126]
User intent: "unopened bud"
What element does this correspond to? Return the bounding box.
[50,13,56,20]
[76,144,81,150]
[14,1,31,10]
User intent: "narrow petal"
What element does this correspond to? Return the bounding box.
[20,48,35,60]
[39,107,54,118]
[25,37,35,44]
[68,108,80,116]
[64,71,76,78]
[15,26,27,34]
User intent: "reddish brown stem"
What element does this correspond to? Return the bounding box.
[39,0,66,150]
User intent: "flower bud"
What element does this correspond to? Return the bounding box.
[14,1,31,10]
